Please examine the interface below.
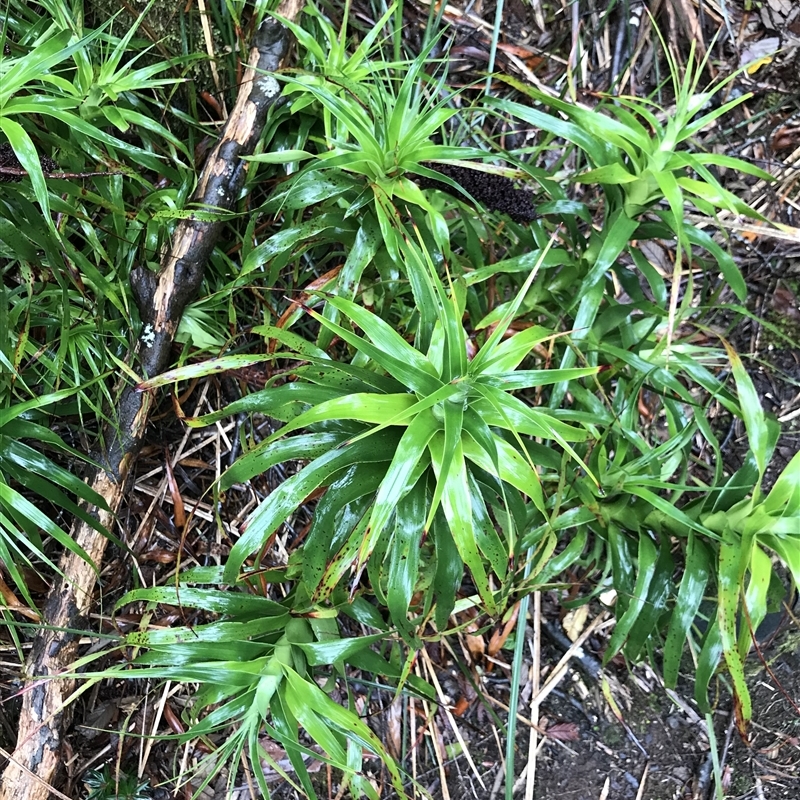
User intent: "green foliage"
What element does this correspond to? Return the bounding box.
[0,386,110,612]
[7,0,800,794]
[1,0,190,224]
[84,572,419,800]
[83,764,151,800]
[153,234,598,635]
[484,43,774,410]
[461,44,796,732]
[0,0,197,406]
[126,11,799,789]
[244,15,501,285]
[0,0,203,605]
[489,41,770,236]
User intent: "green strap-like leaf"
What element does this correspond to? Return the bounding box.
[763,450,800,517]
[269,692,319,798]
[0,483,94,570]
[425,396,465,530]
[303,464,383,592]
[485,96,612,164]
[313,505,372,601]
[223,433,398,583]
[722,340,769,482]
[429,433,496,614]
[306,295,443,394]
[717,526,752,722]
[476,324,555,373]
[273,393,418,442]
[115,586,287,616]
[737,544,772,660]
[125,614,291,647]
[241,212,352,276]
[461,431,545,514]
[283,667,407,796]
[694,618,723,714]
[294,632,386,666]
[663,533,711,688]
[472,386,588,442]
[583,210,640,291]
[604,530,657,661]
[623,532,674,660]
[468,471,509,579]
[221,431,348,489]
[367,408,439,542]
[386,482,426,643]
[482,366,599,390]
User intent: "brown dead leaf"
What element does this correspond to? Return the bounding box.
[666,0,707,63]
[488,601,520,657]
[452,696,470,717]
[0,572,41,622]
[259,736,323,779]
[163,452,186,531]
[385,696,403,760]
[760,739,783,760]
[771,284,800,325]
[771,126,800,153]
[464,618,486,659]
[140,547,177,564]
[163,702,186,735]
[721,765,733,792]
[465,633,485,658]
[544,721,580,742]
[272,264,343,350]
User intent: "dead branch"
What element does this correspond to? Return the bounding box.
[0,12,297,799]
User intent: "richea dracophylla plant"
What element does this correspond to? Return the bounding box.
[470,39,800,728]
[114,231,601,799]
[146,231,599,636]
[240,19,517,335]
[485,39,774,387]
[79,576,410,800]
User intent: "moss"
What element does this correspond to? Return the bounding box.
[599,722,625,747]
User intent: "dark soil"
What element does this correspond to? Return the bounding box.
[727,633,800,799]
[529,625,800,800]
[398,614,800,800]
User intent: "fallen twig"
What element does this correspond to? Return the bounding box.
[0,8,299,798]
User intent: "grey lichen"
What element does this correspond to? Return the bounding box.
[141,323,156,349]
[257,75,281,100]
